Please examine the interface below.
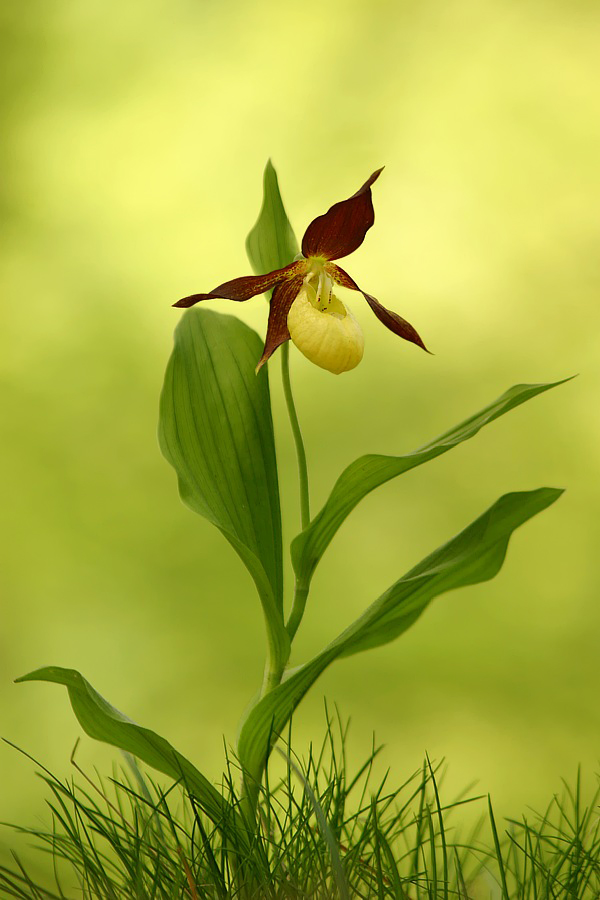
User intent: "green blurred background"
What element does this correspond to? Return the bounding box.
[1,0,599,873]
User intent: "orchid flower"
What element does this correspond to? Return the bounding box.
[174,169,428,373]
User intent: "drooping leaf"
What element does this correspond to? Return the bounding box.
[239,488,562,784]
[16,667,239,833]
[292,380,571,589]
[246,160,299,276]
[159,308,289,670]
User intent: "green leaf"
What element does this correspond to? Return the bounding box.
[246,159,299,276]
[239,487,562,783]
[16,666,239,832]
[292,380,571,589]
[159,308,289,670]
[333,488,563,657]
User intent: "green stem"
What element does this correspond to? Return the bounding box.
[286,582,309,642]
[280,342,312,642]
[281,342,310,531]
[261,659,285,696]
[239,322,311,822]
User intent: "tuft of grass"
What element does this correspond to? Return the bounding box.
[1,712,599,898]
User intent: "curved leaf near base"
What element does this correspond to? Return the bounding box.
[16,666,240,833]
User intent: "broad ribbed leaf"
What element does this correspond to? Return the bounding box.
[16,667,238,832]
[292,380,570,589]
[239,488,562,783]
[159,308,289,669]
[246,160,299,276]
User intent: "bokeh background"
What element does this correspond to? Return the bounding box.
[1,0,599,876]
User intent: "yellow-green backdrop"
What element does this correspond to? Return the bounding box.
[1,0,599,875]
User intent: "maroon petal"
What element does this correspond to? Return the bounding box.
[256,273,306,372]
[173,261,303,308]
[301,168,384,261]
[331,264,429,353]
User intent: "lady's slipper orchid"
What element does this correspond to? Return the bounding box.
[174,169,428,373]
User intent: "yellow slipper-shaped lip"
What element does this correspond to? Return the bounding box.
[287,285,364,374]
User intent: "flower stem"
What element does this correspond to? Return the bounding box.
[286,582,309,642]
[280,342,312,643]
[280,343,310,531]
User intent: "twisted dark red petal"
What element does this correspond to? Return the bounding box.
[330,263,429,353]
[256,273,306,372]
[173,261,303,308]
[301,168,384,261]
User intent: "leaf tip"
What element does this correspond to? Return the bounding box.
[541,373,578,389]
[15,669,40,684]
[549,486,566,500]
[264,158,279,185]
[15,665,70,685]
